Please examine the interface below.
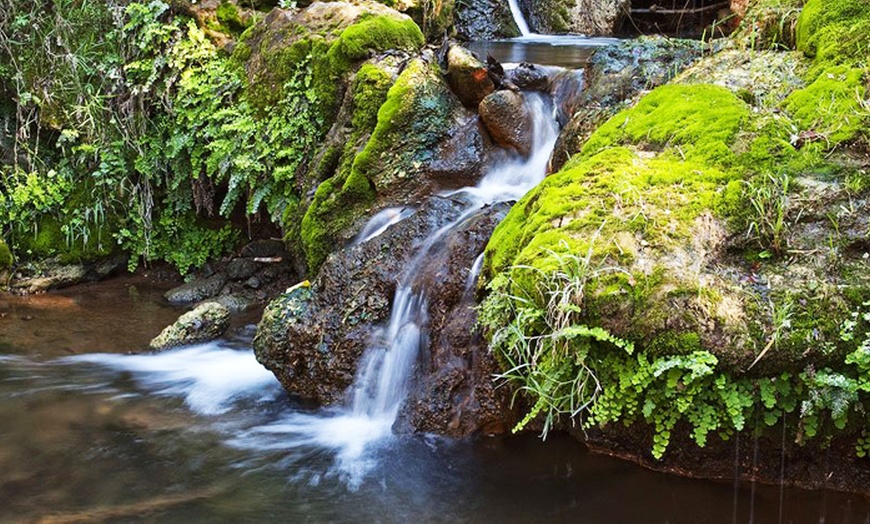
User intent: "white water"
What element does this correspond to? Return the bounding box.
[507,0,532,37]
[352,206,415,245]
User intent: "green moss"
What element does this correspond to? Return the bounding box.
[0,238,12,269]
[299,61,397,272]
[326,14,424,73]
[18,216,112,264]
[580,84,749,166]
[782,65,869,145]
[216,1,250,34]
[796,0,870,74]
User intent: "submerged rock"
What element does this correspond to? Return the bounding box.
[149,301,231,350]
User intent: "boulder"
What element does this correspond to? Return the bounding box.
[164,274,226,304]
[255,195,516,435]
[505,62,550,91]
[479,90,534,156]
[446,45,495,108]
[149,301,231,350]
[225,257,259,280]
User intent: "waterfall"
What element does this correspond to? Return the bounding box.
[230,92,559,489]
[508,0,532,37]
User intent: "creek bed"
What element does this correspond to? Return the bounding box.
[0,278,868,522]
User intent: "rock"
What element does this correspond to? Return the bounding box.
[240,239,287,259]
[479,90,534,156]
[426,114,489,189]
[548,68,585,126]
[148,301,231,351]
[505,62,549,91]
[245,276,261,289]
[213,293,257,313]
[454,0,521,40]
[549,106,610,172]
[225,258,259,280]
[8,256,124,294]
[256,194,517,435]
[446,45,495,108]
[522,0,629,35]
[164,274,226,304]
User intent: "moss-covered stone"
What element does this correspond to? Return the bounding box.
[796,0,870,75]
[0,238,12,269]
[300,57,462,272]
[782,65,868,146]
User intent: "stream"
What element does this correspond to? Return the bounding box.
[2,28,870,524]
[1,289,869,522]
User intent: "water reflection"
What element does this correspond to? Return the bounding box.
[466,36,619,69]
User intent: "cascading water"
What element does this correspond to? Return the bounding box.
[224,92,560,488]
[507,0,532,37]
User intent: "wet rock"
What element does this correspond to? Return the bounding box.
[549,106,610,172]
[245,276,261,289]
[148,301,230,351]
[226,258,259,280]
[479,90,534,157]
[8,256,124,294]
[505,62,549,92]
[549,68,585,127]
[164,274,226,304]
[255,196,468,405]
[240,239,287,259]
[454,0,521,40]
[522,0,629,35]
[213,293,257,313]
[446,45,495,108]
[426,115,489,189]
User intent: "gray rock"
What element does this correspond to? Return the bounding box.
[245,276,261,289]
[226,258,259,280]
[506,62,549,91]
[164,274,226,304]
[213,293,257,313]
[240,239,287,259]
[149,301,231,350]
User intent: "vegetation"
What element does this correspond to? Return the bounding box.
[0,0,424,275]
[480,0,870,459]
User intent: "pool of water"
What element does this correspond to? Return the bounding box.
[1,282,869,522]
[466,35,620,69]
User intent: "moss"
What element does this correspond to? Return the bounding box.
[782,65,869,145]
[0,238,12,269]
[299,61,397,272]
[216,1,250,34]
[326,14,424,73]
[580,84,749,166]
[18,216,112,263]
[796,0,870,74]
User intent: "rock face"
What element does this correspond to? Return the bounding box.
[454,0,521,40]
[255,196,517,435]
[479,90,534,156]
[149,301,231,350]
[521,0,629,35]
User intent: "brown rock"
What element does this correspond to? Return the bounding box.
[446,45,495,108]
[479,90,533,157]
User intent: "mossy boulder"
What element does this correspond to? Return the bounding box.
[0,239,12,269]
[233,0,424,118]
[298,57,483,273]
[483,76,870,376]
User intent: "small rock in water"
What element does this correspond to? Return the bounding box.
[164,274,226,304]
[148,301,231,351]
[479,90,533,156]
